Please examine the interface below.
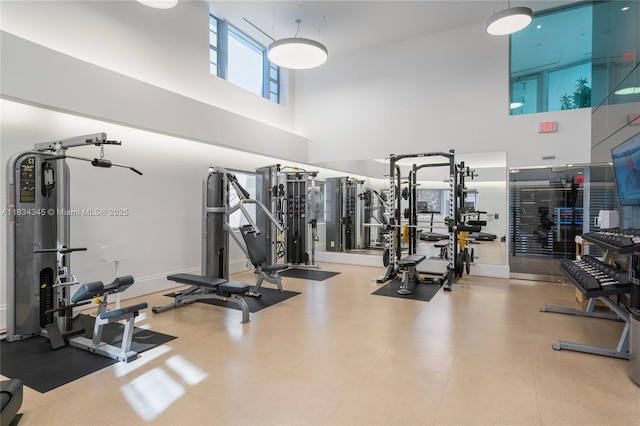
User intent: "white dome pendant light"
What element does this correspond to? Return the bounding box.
[268,19,328,70]
[136,0,178,10]
[486,2,533,36]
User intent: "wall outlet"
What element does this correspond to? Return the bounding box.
[330,241,335,248]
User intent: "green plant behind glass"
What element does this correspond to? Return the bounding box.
[560,77,591,110]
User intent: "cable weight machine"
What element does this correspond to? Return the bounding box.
[255,164,321,268]
[6,133,145,362]
[325,177,365,252]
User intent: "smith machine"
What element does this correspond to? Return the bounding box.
[6,133,145,362]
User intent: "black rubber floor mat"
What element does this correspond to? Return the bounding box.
[0,324,176,393]
[372,278,441,302]
[278,268,340,281]
[164,287,300,312]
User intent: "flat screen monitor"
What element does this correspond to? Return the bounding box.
[611,132,640,206]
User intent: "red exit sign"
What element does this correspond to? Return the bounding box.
[538,121,558,133]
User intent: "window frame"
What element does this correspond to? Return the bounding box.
[227,169,259,229]
[209,13,280,104]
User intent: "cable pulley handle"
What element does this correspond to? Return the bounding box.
[43,154,142,176]
[91,158,111,168]
[34,247,87,254]
[227,173,251,199]
[91,158,143,175]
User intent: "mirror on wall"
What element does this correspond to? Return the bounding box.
[311,151,508,267]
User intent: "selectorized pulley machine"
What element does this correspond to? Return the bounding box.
[256,164,321,267]
[325,177,365,252]
[152,166,288,322]
[6,133,145,362]
[201,166,287,296]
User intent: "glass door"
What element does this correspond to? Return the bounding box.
[509,165,618,281]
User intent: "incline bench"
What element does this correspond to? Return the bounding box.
[397,254,426,295]
[152,274,251,323]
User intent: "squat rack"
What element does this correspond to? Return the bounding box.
[374,150,484,290]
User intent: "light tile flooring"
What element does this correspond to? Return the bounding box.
[3,262,639,425]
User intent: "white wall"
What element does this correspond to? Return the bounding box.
[295,23,592,168]
[0,101,305,328]
[0,0,607,331]
[1,31,307,163]
[0,0,295,133]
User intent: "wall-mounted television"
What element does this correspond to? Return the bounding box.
[611,131,640,206]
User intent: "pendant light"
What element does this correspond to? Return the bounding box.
[136,0,178,10]
[614,87,640,95]
[486,2,533,36]
[268,19,328,70]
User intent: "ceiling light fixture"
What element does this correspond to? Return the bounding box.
[614,87,640,95]
[136,0,178,10]
[486,3,533,36]
[267,19,328,70]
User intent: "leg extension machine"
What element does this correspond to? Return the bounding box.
[67,276,148,363]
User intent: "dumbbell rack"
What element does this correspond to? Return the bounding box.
[540,228,640,359]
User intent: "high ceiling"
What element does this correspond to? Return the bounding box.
[208,1,580,57]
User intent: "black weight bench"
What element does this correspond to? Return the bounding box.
[152,274,251,324]
[397,254,426,295]
[1,379,23,426]
[420,231,448,242]
[67,276,148,363]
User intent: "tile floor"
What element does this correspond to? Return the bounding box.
[3,262,639,425]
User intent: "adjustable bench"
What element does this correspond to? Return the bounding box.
[68,276,148,363]
[152,274,251,324]
[397,254,426,295]
[240,225,289,297]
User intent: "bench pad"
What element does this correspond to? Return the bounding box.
[99,302,148,320]
[219,281,250,294]
[167,273,227,289]
[399,254,426,267]
[262,264,289,272]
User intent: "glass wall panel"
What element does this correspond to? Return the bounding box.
[511,77,538,115]
[510,3,592,114]
[592,0,640,108]
[509,164,617,280]
[548,62,592,111]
